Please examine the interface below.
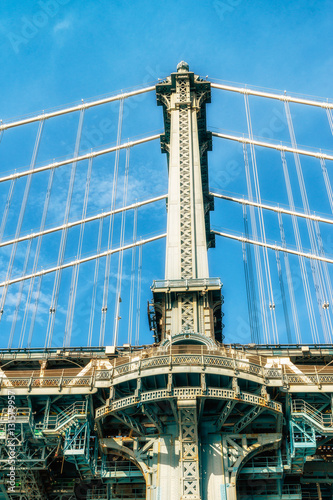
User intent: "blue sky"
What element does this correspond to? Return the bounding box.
[0,0,332,348]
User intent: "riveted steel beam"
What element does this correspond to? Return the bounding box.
[112,411,145,436]
[233,406,265,434]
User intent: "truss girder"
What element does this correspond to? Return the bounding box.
[142,405,164,434]
[112,410,145,436]
[216,400,237,430]
[233,406,265,434]
[96,386,282,421]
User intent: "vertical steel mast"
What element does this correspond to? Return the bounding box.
[150,61,223,346]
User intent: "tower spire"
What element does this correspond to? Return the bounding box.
[149,63,223,345]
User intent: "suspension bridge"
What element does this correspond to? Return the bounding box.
[0,61,332,499]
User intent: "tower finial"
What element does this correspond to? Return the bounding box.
[177,61,189,73]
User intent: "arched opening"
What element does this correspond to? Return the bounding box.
[161,332,217,348]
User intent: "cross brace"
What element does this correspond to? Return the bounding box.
[112,411,145,436]
[233,406,264,434]
[216,400,237,430]
[142,405,164,434]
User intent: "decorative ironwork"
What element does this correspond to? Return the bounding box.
[178,402,201,499]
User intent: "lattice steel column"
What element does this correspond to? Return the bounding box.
[178,400,201,499]
[152,62,223,342]
[177,76,193,279]
[15,470,46,499]
[157,61,211,282]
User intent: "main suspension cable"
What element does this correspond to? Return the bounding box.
[213,229,333,264]
[212,131,333,161]
[211,192,333,226]
[211,82,333,110]
[0,194,167,249]
[0,134,160,185]
[0,85,155,132]
[0,234,166,289]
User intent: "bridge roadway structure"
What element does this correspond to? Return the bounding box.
[0,62,333,499]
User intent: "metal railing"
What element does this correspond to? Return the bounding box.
[0,407,32,425]
[152,278,222,289]
[292,399,333,429]
[95,459,143,478]
[41,401,87,431]
[238,484,301,496]
[109,348,282,383]
[3,345,333,390]
[241,455,283,472]
[96,385,282,419]
[86,486,145,500]
[282,485,302,495]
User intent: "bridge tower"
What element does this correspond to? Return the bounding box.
[1,63,333,500]
[149,61,225,500]
[103,62,281,500]
[150,60,223,346]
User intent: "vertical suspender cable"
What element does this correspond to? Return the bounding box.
[45,109,85,348]
[242,143,270,343]
[0,120,44,322]
[113,147,130,347]
[280,150,319,343]
[24,170,55,348]
[88,218,103,347]
[0,126,10,240]
[284,102,332,342]
[8,240,33,347]
[242,239,254,340]
[63,156,93,346]
[244,95,279,343]
[313,214,333,341]
[0,181,16,242]
[127,207,138,345]
[244,205,261,343]
[135,242,142,346]
[99,99,124,346]
[275,249,292,344]
[242,204,260,343]
[277,211,301,343]
[320,158,333,214]
[327,108,333,136]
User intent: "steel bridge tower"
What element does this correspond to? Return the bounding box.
[150,60,223,348]
[0,63,333,500]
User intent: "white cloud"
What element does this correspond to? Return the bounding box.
[53,18,72,34]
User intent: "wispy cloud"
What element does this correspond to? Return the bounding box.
[53,18,72,34]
